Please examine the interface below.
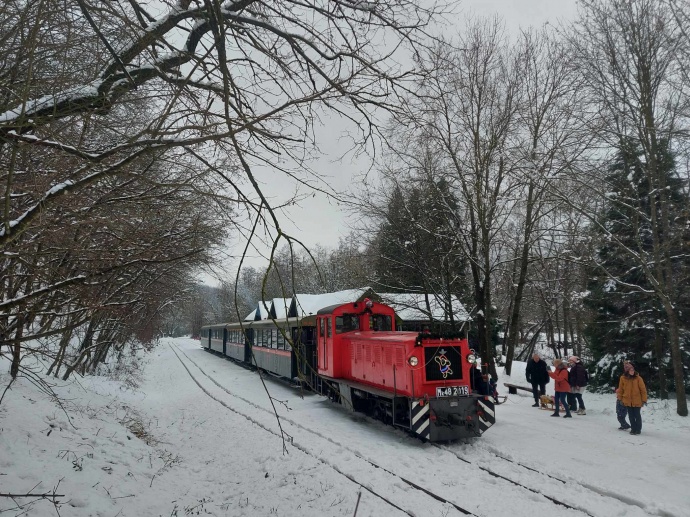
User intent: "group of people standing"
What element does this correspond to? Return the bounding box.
[526,353,587,418]
[524,354,648,434]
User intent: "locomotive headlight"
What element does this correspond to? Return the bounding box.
[466,353,477,364]
[408,356,419,367]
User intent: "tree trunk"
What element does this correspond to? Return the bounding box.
[663,305,687,415]
[575,311,587,358]
[47,325,73,378]
[444,264,456,331]
[654,325,668,400]
[554,292,564,358]
[10,312,24,379]
[504,181,535,376]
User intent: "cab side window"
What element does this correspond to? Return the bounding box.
[370,314,393,331]
[335,314,360,334]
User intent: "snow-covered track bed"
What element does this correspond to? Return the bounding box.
[444,443,677,517]
[171,344,601,517]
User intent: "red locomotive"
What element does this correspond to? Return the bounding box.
[201,299,495,441]
[315,299,495,441]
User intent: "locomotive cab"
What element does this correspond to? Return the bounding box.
[316,299,395,378]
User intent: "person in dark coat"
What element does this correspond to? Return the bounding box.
[567,356,588,415]
[525,353,550,407]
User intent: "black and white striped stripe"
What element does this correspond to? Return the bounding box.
[410,400,430,440]
[477,397,496,435]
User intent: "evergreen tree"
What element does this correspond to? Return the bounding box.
[371,177,466,330]
[585,140,690,394]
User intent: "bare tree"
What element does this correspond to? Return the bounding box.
[1,0,447,383]
[562,0,689,415]
[501,29,592,375]
[386,19,523,376]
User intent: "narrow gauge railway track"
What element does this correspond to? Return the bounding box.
[435,445,587,515]
[176,344,672,517]
[172,344,611,517]
[441,444,673,517]
[170,344,476,517]
[176,342,627,517]
[177,344,669,517]
[460,444,665,517]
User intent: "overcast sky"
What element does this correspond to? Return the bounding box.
[218,0,580,277]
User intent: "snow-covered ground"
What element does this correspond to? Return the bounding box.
[2,338,689,517]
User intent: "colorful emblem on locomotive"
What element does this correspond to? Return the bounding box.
[434,349,453,378]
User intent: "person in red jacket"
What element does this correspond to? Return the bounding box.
[548,359,572,418]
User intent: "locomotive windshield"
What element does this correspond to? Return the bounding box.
[335,314,360,334]
[369,314,393,331]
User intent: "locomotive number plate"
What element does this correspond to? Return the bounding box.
[436,386,469,397]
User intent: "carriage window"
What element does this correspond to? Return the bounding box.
[326,317,332,337]
[319,318,325,338]
[277,329,285,349]
[370,314,393,331]
[336,314,360,334]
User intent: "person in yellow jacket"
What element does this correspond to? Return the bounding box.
[617,362,647,435]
